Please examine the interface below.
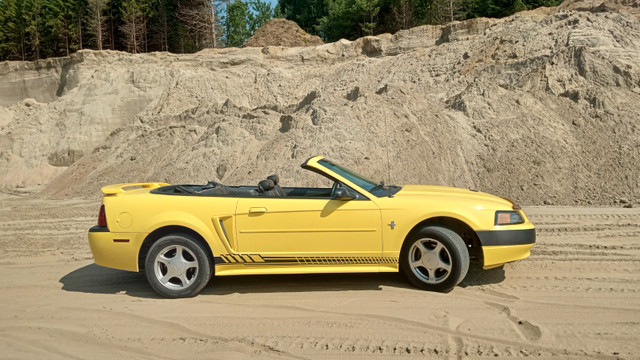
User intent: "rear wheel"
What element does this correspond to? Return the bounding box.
[144,234,212,298]
[400,226,469,292]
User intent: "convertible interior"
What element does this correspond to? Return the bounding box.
[151,174,354,199]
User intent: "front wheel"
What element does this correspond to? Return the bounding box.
[144,234,213,298]
[400,226,469,292]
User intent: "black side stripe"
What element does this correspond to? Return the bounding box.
[215,254,399,265]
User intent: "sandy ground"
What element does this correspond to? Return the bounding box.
[0,196,638,359]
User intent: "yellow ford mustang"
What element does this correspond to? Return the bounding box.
[88,156,535,298]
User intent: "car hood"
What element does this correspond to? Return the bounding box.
[395,185,515,209]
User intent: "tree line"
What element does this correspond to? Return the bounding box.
[280,0,564,42]
[0,0,275,61]
[0,0,563,61]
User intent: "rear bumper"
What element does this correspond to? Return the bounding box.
[88,227,142,272]
[476,228,535,269]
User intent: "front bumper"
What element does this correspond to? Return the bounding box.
[88,226,142,272]
[476,228,535,269]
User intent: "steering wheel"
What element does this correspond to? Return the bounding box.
[176,185,196,194]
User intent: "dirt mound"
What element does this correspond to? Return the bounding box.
[561,0,640,18]
[244,18,324,47]
[1,2,640,205]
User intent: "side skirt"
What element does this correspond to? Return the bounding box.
[213,254,399,276]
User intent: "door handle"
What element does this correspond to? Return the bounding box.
[249,207,267,214]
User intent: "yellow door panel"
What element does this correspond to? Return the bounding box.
[235,197,382,256]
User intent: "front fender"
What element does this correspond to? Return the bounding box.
[381,206,491,258]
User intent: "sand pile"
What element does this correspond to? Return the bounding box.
[561,0,640,18]
[244,18,324,47]
[0,1,639,205]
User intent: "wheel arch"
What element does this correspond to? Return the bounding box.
[138,225,215,270]
[405,216,483,263]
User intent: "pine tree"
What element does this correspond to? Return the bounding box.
[177,0,222,49]
[148,0,173,51]
[278,0,327,36]
[392,0,415,30]
[24,0,45,59]
[88,0,109,50]
[355,0,379,35]
[121,0,144,53]
[0,0,28,60]
[45,0,77,56]
[248,0,273,33]
[224,0,249,47]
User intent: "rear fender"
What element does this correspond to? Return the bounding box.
[143,211,228,256]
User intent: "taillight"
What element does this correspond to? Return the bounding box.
[98,205,107,227]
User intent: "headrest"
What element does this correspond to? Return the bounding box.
[258,179,275,192]
[205,180,222,189]
[267,174,279,185]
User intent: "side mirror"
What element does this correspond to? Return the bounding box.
[333,187,354,201]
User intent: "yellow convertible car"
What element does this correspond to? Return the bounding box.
[88,156,535,298]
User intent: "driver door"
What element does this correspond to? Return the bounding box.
[234,191,382,258]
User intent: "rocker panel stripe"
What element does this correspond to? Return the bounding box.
[215,254,399,265]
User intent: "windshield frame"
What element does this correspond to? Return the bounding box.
[317,159,379,192]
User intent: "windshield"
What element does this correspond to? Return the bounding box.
[318,159,378,192]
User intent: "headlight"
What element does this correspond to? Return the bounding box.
[495,211,524,225]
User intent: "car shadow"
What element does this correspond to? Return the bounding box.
[459,264,506,288]
[60,263,506,298]
[59,264,160,298]
[203,272,414,295]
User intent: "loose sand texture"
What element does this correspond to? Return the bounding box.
[244,18,324,47]
[0,196,638,359]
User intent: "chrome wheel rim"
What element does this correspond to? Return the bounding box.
[154,245,199,290]
[408,238,452,284]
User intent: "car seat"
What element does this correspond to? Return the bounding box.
[267,174,286,196]
[257,179,279,196]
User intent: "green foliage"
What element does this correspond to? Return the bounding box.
[0,0,563,60]
[283,0,564,41]
[273,3,286,18]
[120,0,145,52]
[44,0,81,55]
[318,0,357,41]
[278,0,328,35]
[0,0,274,59]
[120,0,143,24]
[0,0,26,59]
[355,0,380,35]
[225,0,250,47]
[465,0,561,19]
[248,0,274,33]
[318,0,380,41]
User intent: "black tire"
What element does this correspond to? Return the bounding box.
[399,226,469,292]
[144,233,213,298]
